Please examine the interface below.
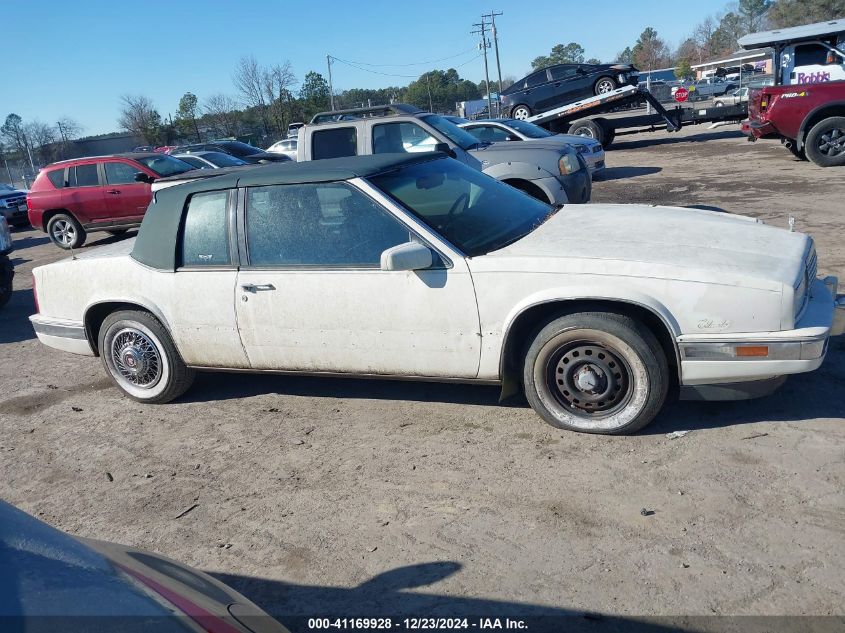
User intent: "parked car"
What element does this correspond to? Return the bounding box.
[459,118,606,177]
[29,153,845,435]
[0,216,13,308]
[27,153,197,249]
[0,182,29,226]
[265,138,298,160]
[298,104,591,205]
[714,87,749,107]
[0,500,289,632]
[673,77,737,100]
[171,140,291,163]
[172,150,249,169]
[500,63,639,119]
[287,121,305,138]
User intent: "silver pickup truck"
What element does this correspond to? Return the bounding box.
[297,104,592,205]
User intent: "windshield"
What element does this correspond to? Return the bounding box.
[135,155,195,176]
[203,152,247,167]
[420,115,483,150]
[503,119,553,139]
[369,158,555,257]
[219,141,263,157]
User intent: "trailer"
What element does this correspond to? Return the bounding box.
[526,84,748,147]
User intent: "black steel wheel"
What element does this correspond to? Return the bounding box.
[805,117,845,167]
[523,311,668,434]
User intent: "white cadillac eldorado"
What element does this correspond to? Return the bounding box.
[29,153,845,434]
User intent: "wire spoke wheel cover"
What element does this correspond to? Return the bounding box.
[111,328,162,388]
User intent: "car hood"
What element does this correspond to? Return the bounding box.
[468,140,569,156]
[477,204,809,290]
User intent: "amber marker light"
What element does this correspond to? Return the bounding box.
[736,346,769,357]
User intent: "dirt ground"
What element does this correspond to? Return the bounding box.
[2,126,844,631]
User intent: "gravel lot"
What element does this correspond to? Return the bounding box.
[2,125,844,630]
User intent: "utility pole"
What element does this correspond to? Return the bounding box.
[483,10,504,116]
[472,18,493,118]
[327,55,336,111]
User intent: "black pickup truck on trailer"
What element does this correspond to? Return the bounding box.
[526,84,750,147]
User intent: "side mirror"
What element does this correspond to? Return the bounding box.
[433,142,457,158]
[134,172,154,183]
[380,242,433,272]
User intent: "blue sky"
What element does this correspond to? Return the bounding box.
[2,0,724,135]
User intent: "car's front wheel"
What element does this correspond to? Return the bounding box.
[522,311,669,434]
[510,104,532,120]
[805,116,845,167]
[47,213,86,250]
[99,310,195,403]
[594,77,617,95]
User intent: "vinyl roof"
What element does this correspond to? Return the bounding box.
[131,152,445,270]
[738,18,845,49]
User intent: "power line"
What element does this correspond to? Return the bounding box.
[331,53,483,79]
[328,47,478,68]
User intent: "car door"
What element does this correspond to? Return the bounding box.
[234,180,481,377]
[101,160,153,223]
[62,163,109,224]
[548,65,584,106]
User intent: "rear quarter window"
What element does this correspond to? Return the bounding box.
[180,190,231,267]
[46,168,65,188]
[312,127,358,159]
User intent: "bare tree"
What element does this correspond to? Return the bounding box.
[203,93,240,137]
[56,116,82,140]
[118,95,163,144]
[233,56,270,135]
[24,120,58,164]
[262,61,297,137]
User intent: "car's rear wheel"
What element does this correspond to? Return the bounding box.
[99,310,195,404]
[47,213,86,250]
[511,104,532,120]
[523,312,669,434]
[805,117,845,167]
[568,119,607,145]
[594,77,617,95]
[714,100,725,107]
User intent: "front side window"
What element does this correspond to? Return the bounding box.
[550,65,577,81]
[504,119,552,139]
[104,161,141,185]
[464,125,511,143]
[372,122,437,154]
[176,156,210,169]
[180,190,231,267]
[245,182,410,267]
[75,164,99,187]
[312,127,357,159]
[135,155,194,177]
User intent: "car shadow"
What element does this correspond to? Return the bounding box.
[0,289,36,344]
[9,234,51,250]
[596,166,662,181]
[183,371,511,408]
[610,130,745,150]
[211,562,687,633]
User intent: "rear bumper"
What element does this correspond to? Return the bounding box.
[30,315,94,356]
[678,278,839,390]
[744,118,779,140]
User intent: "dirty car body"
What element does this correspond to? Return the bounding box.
[29,154,844,434]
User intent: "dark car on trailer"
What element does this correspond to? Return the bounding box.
[500,62,639,120]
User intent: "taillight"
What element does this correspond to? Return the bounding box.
[26,193,32,210]
[32,273,39,313]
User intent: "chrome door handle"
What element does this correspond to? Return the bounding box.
[241,283,276,292]
[106,189,120,194]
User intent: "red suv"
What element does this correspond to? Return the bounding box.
[28,153,195,249]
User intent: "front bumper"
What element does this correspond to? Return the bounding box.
[30,315,94,355]
[0,205,30,226]
[678,278,841,389]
